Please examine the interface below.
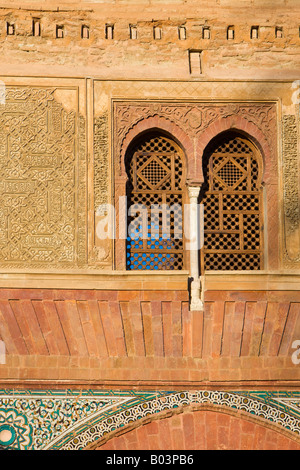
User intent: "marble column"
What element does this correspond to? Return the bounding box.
[187,186,203,311]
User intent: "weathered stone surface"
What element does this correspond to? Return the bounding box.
[0,1,299,78]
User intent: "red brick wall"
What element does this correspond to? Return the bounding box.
[0,288,300,387]
[95,408,300,450]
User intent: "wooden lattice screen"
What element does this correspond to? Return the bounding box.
[200,133,263,271]
[126,134,185,270]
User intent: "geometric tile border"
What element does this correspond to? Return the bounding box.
[0,389,300,450]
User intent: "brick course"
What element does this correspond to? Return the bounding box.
[0,288,300,387]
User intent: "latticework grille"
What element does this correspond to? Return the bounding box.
[200,134,263,271]
[126,134,185,270]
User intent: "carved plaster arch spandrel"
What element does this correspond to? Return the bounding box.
[116,114,194,182]
[195,114,275,185]
[114,101,277,185]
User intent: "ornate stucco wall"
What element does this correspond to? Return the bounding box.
[0,0,300,451]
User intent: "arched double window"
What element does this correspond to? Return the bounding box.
[125,132,186,270]
[124,130,264,272]
[200,131,264,271]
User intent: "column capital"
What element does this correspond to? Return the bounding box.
[188,185,201,200]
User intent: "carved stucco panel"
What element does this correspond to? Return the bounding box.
[0,86,87,269]
[114,101,277,178]
[91,112,112,265]
[282,114,300,266]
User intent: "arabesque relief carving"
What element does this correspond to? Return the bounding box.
[94,113,109,210]
[282,114,300,266]
[0,86,87,269]
[114,101,277,176]
[91,112,111,264]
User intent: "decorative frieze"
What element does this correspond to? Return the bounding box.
[114,101,277,176]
